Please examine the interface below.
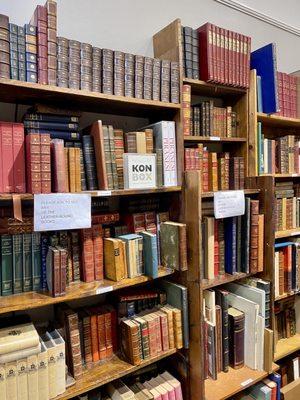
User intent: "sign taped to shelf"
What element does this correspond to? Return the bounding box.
[210,136,221,141]
[34,193,91,231]
[96,285,113,295]
[214,190,245,219]
[241,378,253,387]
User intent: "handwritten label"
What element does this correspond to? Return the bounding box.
[93,190,112,197]
[214,190,245,219]
[210,136,221,141]
[241,378,253,387]
[96,286,113,295]
[34,194,91,231]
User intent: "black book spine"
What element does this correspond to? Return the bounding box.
[192,29,199,79]
[236,215,242,272]
[216,290,229,372]
[82,135,98,190]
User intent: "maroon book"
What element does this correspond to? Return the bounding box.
[0,122,14,193]
[12,123,26,193]
[26,133,41,194]
[81,228,95,283]
[31,5,48,84]
[197,23,214,82]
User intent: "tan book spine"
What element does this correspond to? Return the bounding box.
[27,354,39,400]
[17,359,28,400]
[160,306,175,349]
[64,147,69,192]
[5,362,17,400]
[68,147,76,192]
[145,129,154,153]
[104,238,124,281]
[74,147,81,192]
[171,307,183,349]
[0,365,6,400]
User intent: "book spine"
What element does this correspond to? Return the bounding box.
[22,233,32,292]
[104,311,113,358]
[92,224,104,281]
[12,123,26,193]
[97,313,107,360]
[1,123,14,192]
[51,139,67,192]
[82,315,93,368]
[40,234,48,290]
[250,200,259,274]
[1,234,13,295]
[82,135,98,190]
[229,313,245,369]
[108,125,118,189]
[71,231,81,281]
[32,232,41,291]
[46,0,57,85]
[182,84,191,135]
[40,133,51,193]
[26,133,41,194]
[81,228,95,282]
[12,234,23,294]
[68,147,76,192]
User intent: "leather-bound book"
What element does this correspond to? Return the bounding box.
[82,135,98,190]
[9,23,19,80]
[11,123,25,193]
[1,122,14,193]
[87,309,99,362]
[144,57,153,100]
[73,142,87,190]
[258,214,264,273]
[104,237,126,281]
[250,200,259,273]
[64,147,69,191]
[124,53,134,98]
[228,307,245,369]
[92,46,101,92]
[45,0,57,85]
[215,305,222,373]
[134,316,150,359]
[12,234,23,294]
[161,60,170,102]
[170,61,180,103]
[78,309,93,369]
[46,246,60,297]
[97,311,107,360]
[102,48,113,94]
[0,234,13,296]
[120,319,141,365]
[88,121,108,189]
[152,58,161,101]
[92,224,104,281]
[57,36,68,88]
[0,14,10,79]
[182,85,191,136]
[32,232,41,291]
[71,231,80,282]
[30,5,48,84]
[229,157,240,190]
[108,125,119,189]
[68,147,76,192]
[197,23,214,82]
[135,55,144,99]
[215,289,229,372]
[68,39,80,89]
[81,228,95,282]
[208,152,218,191]
[80,42,92,91]
[51,138,67,192]
[114,51,125,96]
[74,147,81,192]
[58,246,67,295]
[64,309,83,378]
[113,129,125,189]
[40,133,51,193]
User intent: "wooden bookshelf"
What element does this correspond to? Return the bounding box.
[0,268,174,315]
[257,112,300,128]
[205,363,279,400]
[275,228,300,239]
[183,77,247,97]
[0,78,180,117]
[275,292,298,302]
[274,334,300,361]
[55,349,177,400]
[184,136,246,143]
[201,188,260,198]
[201,272,255,290]
[0,187,182,202]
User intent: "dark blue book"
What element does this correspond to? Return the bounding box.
[140,231,158,278]
[25,113,79,123]
[241,197,250,273]
[26,129,81,141]
[24,120,79,131]
[257,75,263,112]
[224,217,237,274]
[250,43,279,114]
[269,372,281,400]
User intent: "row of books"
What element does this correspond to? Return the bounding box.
[257,129,300,175]
[184,146,245,192]
[76,372,183,400]
[202,199,264,280]
[0,214,187,297]
[235,373,281,400]
[0,321,66,400]
[256,71,298,118]
[275,181,299,231]
[0,115,177,194]
[275,241,300,299]
[1,3,180,104]
[278,352,300,388]
[182,85,238,137]
[181,23,251,87]
[203,277,271,380]
[274,298,297,344]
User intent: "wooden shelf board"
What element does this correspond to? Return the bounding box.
[205,363,279,400]
[275,292,298,302]
[0,78,180,117]
[55,350,177,400]
[260,173,300,179]
[275,228,300,239]
[0,187,181,201]
[202,272,254,290]
[274,333,300,361]
[183,78,247,96]
[184,136,246,143]
[201,189,260,199]
[257,112,300,128]
[0,268,173,314]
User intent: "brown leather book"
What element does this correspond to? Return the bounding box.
[92,224,104,281]
[120,319,141,365]
[208,152,218,191]
[89,120,108,190]
[215,305,222,373]
[74,147,81,192]
[257,214,264,273]
[64,308,83,378]
[250,200,259,273]
[26,133,41,194]
[113,129,125,189]
[81,228,95,283]
[51,139,67,192]
[78,309,93,369]
[228,307,245,369]
[68,147,76,192]
[97,311,107,360]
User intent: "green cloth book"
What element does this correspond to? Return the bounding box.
[1,235,13,296]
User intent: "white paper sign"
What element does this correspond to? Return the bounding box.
[34,193,91,231]
[214,190,245,219]
[96,285,113,295]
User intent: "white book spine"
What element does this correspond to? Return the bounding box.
[17,359,28,400]
[5,361,18,400]
[0,365,6,400]
[47,346,57,399]
[38,346,49,400]
[166,121,177,186]
[27,355,39,400]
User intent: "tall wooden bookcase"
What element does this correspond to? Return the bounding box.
[248,70,300,365]
[0,78,186,399]
[153,18,278,400]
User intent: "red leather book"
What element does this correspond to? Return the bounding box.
[224,29,229,85]
[92,213,120,224]
[51,139,67,192]
[202,149,209,192]
[104,310,113,358]
[182,85,191,136]
[245,36,251,88]
[241,34,247,88]
[250,200,259,274]
[97,312,107,360]
[211,24,217,82]
[89,311,100,362]
[145,211,157,234]
[197,23,214,82]
[26,133,41,194]
[111,308,118,352]
[220,27,225,84]
[214,219,219,276]
[58,247,67,296]
[238,33,243,87]
[1,122,14,193]
[40,133,51,193]
[284,245,292,293]
[184,149,190,170]
[124,213,145,233]
[232,31,238,86]
[228,30,233,86]
[81,228,95,282]
[92,224,104,281]
[12,123,26,193]
[153,312,162,354]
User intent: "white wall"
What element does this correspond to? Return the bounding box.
[1,0,300,72]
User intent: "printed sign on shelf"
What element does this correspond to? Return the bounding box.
[214,190,245,219]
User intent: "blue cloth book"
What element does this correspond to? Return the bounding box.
[23,120,79,131]
[251,43,279,114]
[224,217,237,274]
[269,372,281,400]
[257,75,263,112]
[26,129,81,141]
[140,231,158,278]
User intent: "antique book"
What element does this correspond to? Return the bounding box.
[104,237,126,281]
[46,246,61,297]
[81,228,95,282]
[160,221,187,271]
[51,138,67,192]
[82,135,98,190]
[38,340,49,400]
[120,319,141,365]
[140,231,158,278]
[228,307,245,369]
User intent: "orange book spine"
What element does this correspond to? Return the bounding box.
[92,224,104,281]
[90,314,99,362]
[97,313,107,360]
[182,84,191,135]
